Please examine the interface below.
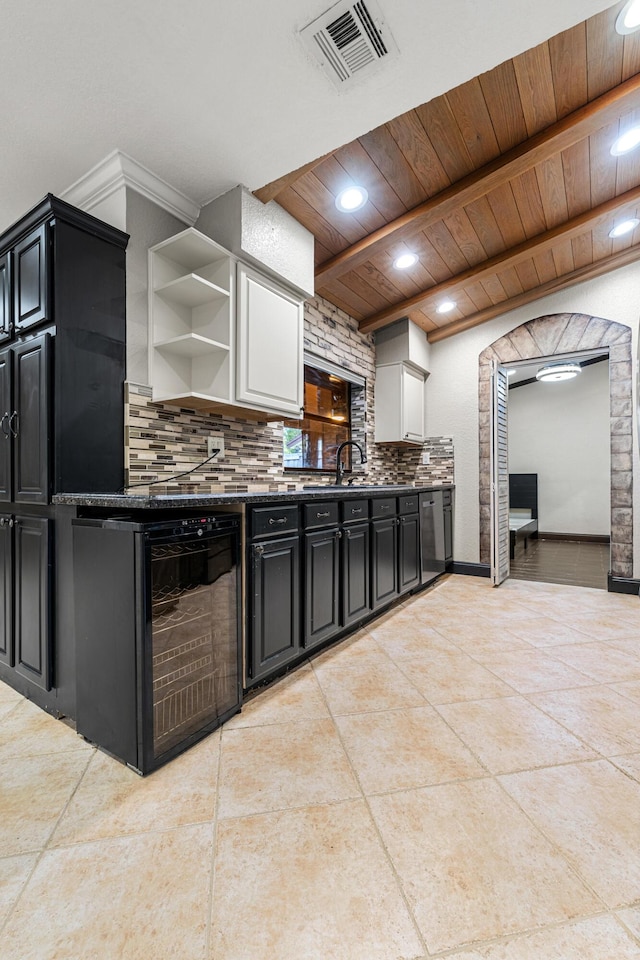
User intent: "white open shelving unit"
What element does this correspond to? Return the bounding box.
[149,228,234,406]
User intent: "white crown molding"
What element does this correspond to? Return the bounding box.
[60,150,200,225]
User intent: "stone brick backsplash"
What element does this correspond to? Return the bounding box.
[125,295,454,493]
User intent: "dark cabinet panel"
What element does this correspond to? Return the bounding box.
[0,348,11,501]
[444,504,453,562]
[14,224,48,331]
[371,516,399,610]
[398,513,420,594]
[304,527,340,649]
[14,516,51,691]
[342,521,370,627]
[0,253,10,342]
[250,535,301,684]
[13,335,49,503]
[0,515,12,666]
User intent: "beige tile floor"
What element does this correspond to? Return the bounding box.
[1,574,640,959]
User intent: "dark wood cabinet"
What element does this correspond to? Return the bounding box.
[249,534,301,684]
[398,512,420,594]
[0,514,51,689]
[0,334,50,504]
[14,515,51,690]
[12,334,50,504]
[14,224,48,332]
[0,195,128,717]
[341,520,370,626]
[0,514,12,666]
[0,253,10,342]
[371,515,399,610]
[304,526,341,649]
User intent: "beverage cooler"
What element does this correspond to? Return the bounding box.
[72,513,242,774]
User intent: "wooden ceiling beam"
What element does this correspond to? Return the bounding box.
[426,242,640,342]
[316,72,640,286]
[357,182,640,333]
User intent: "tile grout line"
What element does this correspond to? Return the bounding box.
[307,655,433,959]
[0,742,96,938]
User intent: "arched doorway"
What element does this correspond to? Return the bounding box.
[478,313,633,580]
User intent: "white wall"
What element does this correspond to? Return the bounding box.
[508,361,610,535]
[426,259,640,576]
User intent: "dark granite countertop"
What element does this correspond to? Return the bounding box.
[53,483,454,510]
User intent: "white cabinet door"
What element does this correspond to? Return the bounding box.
[236,264,303,417]
[402,365,425,442]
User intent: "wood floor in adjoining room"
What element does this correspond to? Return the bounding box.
[509,538,610,590]
[0,574,639,959]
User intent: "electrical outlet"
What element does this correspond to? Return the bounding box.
[207,435,225,460]
[421,450,430,465]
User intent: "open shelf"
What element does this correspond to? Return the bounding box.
[155,274,230,309]
[154,334,230,358]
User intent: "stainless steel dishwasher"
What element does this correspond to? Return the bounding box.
[419,490,446,585]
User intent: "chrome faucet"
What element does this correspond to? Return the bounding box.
[335,440,367,485]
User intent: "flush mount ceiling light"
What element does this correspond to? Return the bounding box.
[616,0,640,33]
[610,126,640,156]
[436,299,456,314]
[335,186,368,212]
[393,252,418,269]
[535,362,581,382]
[609,218,640,238]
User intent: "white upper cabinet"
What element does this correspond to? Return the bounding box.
[374,362,426,445]
[236,264,303,417]
[148,228,304,418]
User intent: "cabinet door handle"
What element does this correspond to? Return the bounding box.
[268,517,288,525]
[316,511,330,519]
[0,414,8,437]
[350,507,362,515]
[335,530,342,539]
[379,504,390,511]
[253,544,264,557]
[8,412,18,437]
[8,518,14,528]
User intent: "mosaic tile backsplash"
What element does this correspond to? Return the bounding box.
[125,295,454,493]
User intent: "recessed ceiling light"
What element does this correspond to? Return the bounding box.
[610,126,640,156]
[609,218,640,238]
[335,186,368,213]
[393,253,418,269]
[535,363,581,382]
[616,0,640,33]
[436,299,456,314]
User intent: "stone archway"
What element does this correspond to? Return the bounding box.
[478,313,633,579]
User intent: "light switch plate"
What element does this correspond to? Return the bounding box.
[207,435,225,460]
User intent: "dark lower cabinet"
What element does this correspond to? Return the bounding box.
[304,527,341,649]
[398,512,420,594]
[250,534,301,684]
[0,514,12,665]
[341,521,370,626]
[443,503,453,563]
[371,516,399,610]
[0,513,51,690]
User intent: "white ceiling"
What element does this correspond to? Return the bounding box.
[0,0,614,234]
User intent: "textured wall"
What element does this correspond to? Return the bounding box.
[126,294,454,493]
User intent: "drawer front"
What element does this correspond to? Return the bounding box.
[398,494,419,515]
[341,498,369,524]
[442,490,452,506]
[371,497,397,518]
[303,501,339,529]
[250,504,299,538]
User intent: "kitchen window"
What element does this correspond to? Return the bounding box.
[283,360,365,473]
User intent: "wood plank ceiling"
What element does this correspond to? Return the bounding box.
[255,1,640,341]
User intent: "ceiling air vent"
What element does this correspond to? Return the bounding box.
[300,0,398,87]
